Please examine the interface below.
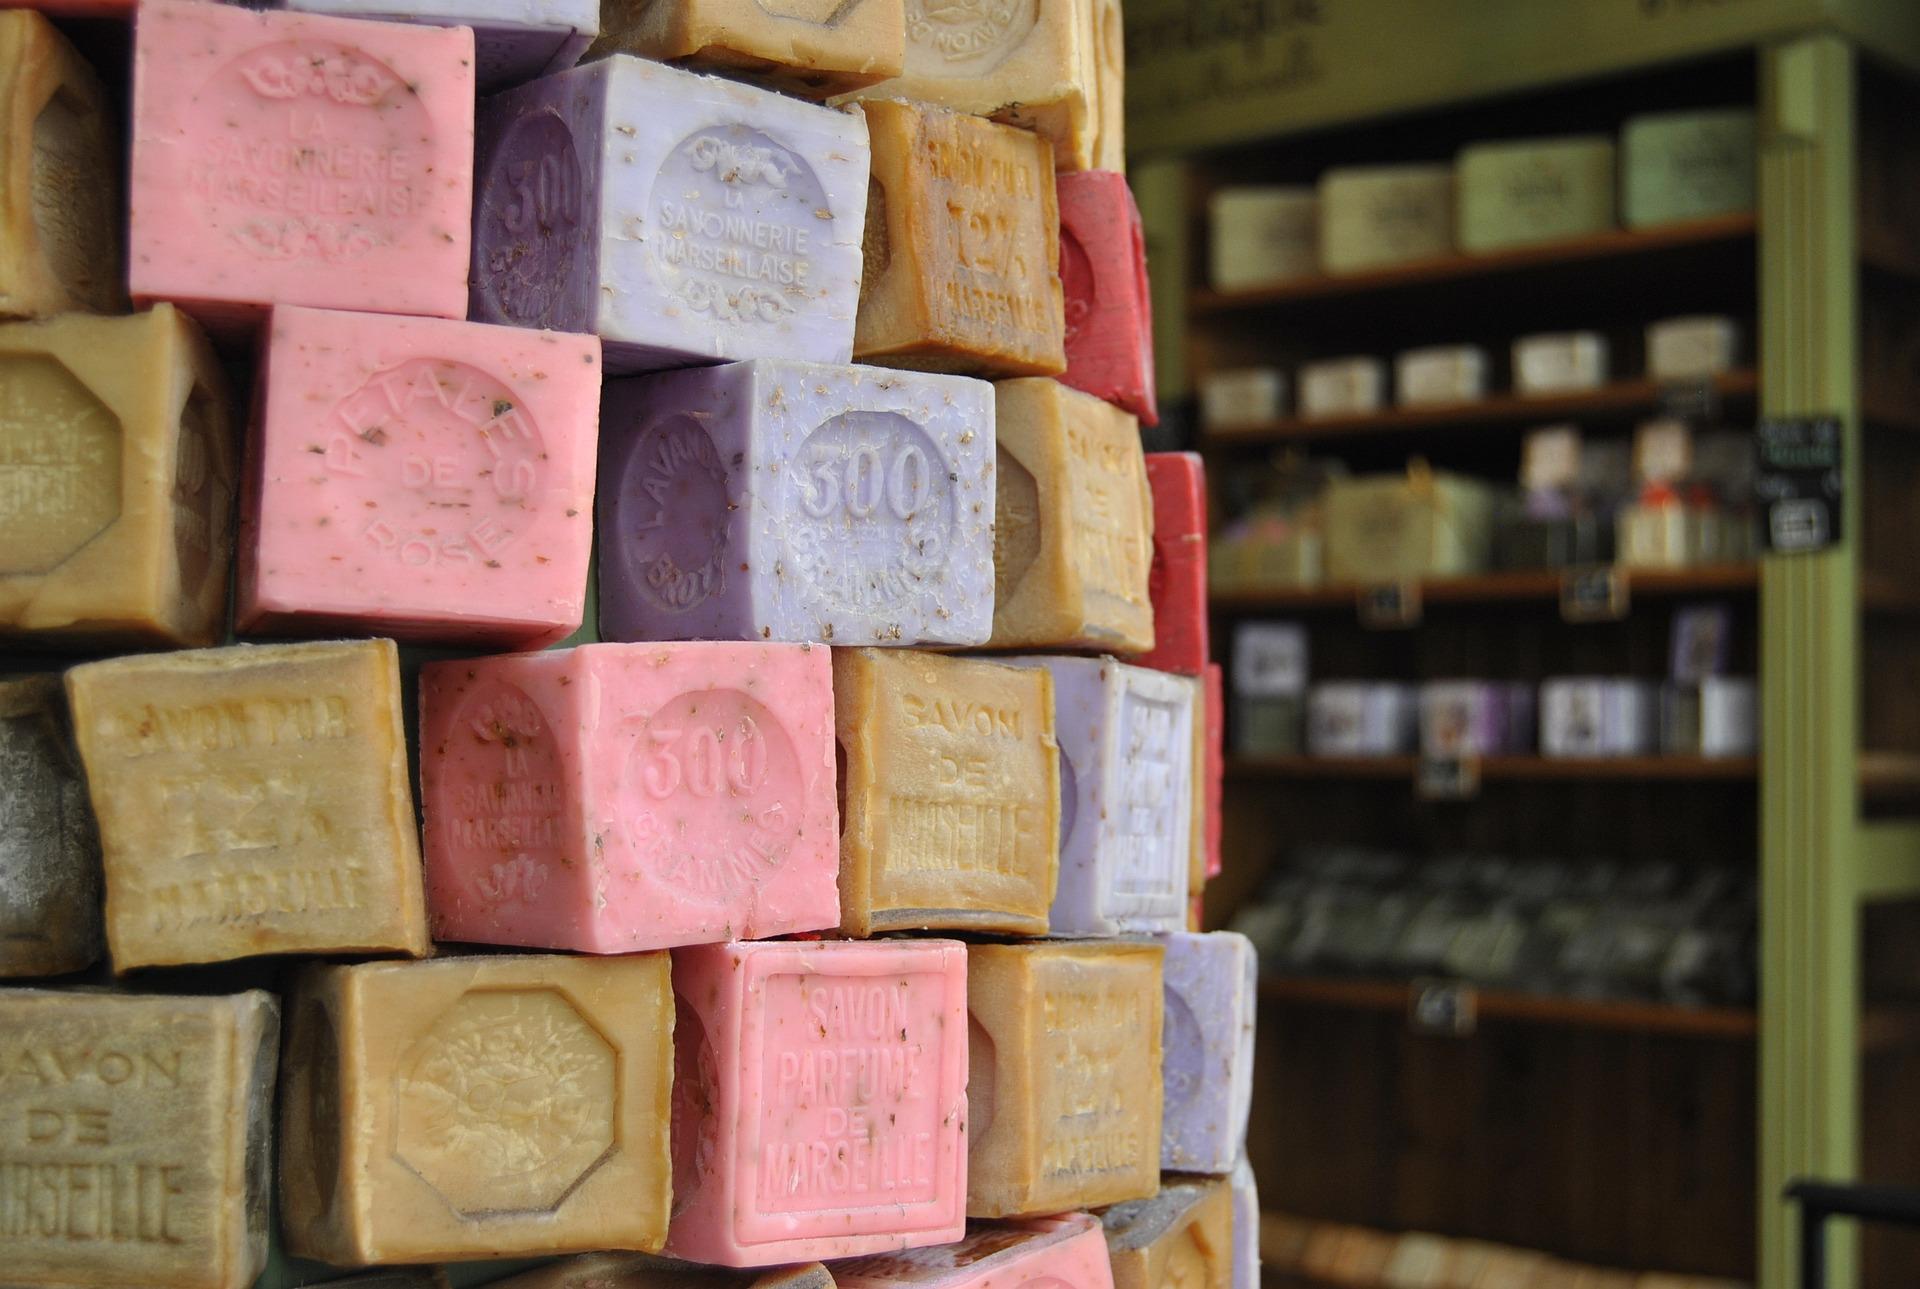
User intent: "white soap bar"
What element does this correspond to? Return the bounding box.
[1646,315,1741,380]
[1513,331,1608,394]
[1308,682,1416,756]
[1298,356,1386,419]
[1209,186,1317,291]
[280,0,595,88]
[1395,344,1488,406]
[1540,678,1656,757]
[1232,622,1308,697]
[1228,1157,1260,1289]
[1200,368,1286,428]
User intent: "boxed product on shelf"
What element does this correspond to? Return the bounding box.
[1323,463,1495,583]
[1513,330,1610,393]
[1621,107,1757,228]
[1210,457,1338,591]
[1493,425,1613,570]
[1539,676,1657,757]
[1308,682,1417,757]
[1647,314,1743,380]
[1455,134,1616,252]
[1395,343,1489,406]
[1617,422,1755,568]
[1672,603,1736,681]
[1298,354,1387,419]
[1317,162,1455,273]
[1419,680,1537,757]
[1232,621,1310,755]
[1662,677,1758,757]
[1208,185,1318,290]
[1200,367,1287,428]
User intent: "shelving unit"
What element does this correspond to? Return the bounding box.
[1225,754,1759,783]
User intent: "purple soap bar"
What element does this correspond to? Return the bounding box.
[272,0,595,89]
[472,55,870,373]
[1230,1156,1259,1289]
[1159,930,1257,1173]
[1006,656,1193,935]
[599,359,994,645]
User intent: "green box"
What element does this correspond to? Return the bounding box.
[1457,135,1616,252]
[1621,108,1756,227]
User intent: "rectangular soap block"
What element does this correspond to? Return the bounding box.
[1159,931,1256,1174]
[1646,315,1740,380]
[65,639,429,971]
[966,940,1162,1217]
[282,0,596,90]
[1185,672,1205,896]
[0,988,279,1289]
[597,359,994,646]
[1203,664,1223,880]
[419,641,839,952]
[1621,108,1755,228]
[0,675,102,977]
[1297,356,1384,420]
[668,939,969,1265]
[834,648,1058,935]
[1198,369,1284,429]
[129,0,474,329]
[0,11,123,318]
[1228,1158,1258,1289]
[1395,345,1487,407]
[991,379,1152,651]
[1208,186,1316,291]
[1136,452,1207,676]
[836,1214,1116,1289]
[235,306,600,647]
[471,55,868,373]
[1058,170,1156,424]
[1318,164,1453,274]
[280,952,671,1264]
[490,1257,835,1289]
[855,99,1066,378]
[1455,135,1615,253]
[0,305,235,648]
[1007,656,1194,936]
[1514,331,1608,393]
[593,0,903,98]
[1100,1179,1232,1289]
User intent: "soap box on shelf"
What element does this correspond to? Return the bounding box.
[1323,466,1495,583]
[1539,677,1656,757]
[1200,368,1286,429]
[1231,621,1309,756]
[1419,681,1537,757]
[1646,315,1741,380]
[1661,677,1756,757]
[1513,331,1608,394]
[1308,682,1416,758]
[1318,163,1454,274]
[1298,356,1386,420]
[1209,186,1317,291]
[1395,345,1488,407]
[1455,134,1615,253]
[1621,108,1756,228]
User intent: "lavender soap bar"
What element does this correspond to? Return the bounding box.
[1161,930,1257,1174]
[600,359,994,645]
[472,55,869,373]
[275,0,595,89]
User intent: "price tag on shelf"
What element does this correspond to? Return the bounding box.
[1417,752,1481,800]
[1560,565,1628,623]
[1409,979,1479,1037]
[1659,377,1720,423]
[1357,581,1421,629]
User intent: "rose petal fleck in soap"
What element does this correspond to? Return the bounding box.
[1159,931,1256,1174]
[667,938,969,1266]
[279,0,597,90]
[236,306,600,648]
[1058,171,1155,424]
[1137,453,1208,676]
[419,642,839,953]
[598,359,993,646]
[834,1214,1116,1289]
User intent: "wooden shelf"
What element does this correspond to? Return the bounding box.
[1191,213,1757,315]
[1209,563,1759,614]
[1257,974,1758,1039]
[1227,754,1758,783]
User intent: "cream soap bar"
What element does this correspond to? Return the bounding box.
[489,1256,833,1289]
[0,675,101,977]
[0,306,234,648]
[991,378,1152,652]
[966,940,1163,1218]
[597,359,994,646]
[236,306,600,648]
[0,988,279,1289]
[129,0,475,328]
[1100,1180,1232,1289]
[281,0,596,90]
[65,639,430,971]
[834,647,1059,936]
[835,1214,1116,1289]
[419,642,839,952]
[1318,164,1453,274]
[280,953,671,1264]
[668,939,969,1265]
[471,55,868,373]
[594,0,903,99]
[1159,931,1257,1175]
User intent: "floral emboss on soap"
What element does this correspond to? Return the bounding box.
[905,0,1037,75]
[618,415,730,613]
[476,109,585,330]
[439,679,568,914]
[0,356,120,576]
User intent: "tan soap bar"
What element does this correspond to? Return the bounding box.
[834,648,1059,936]
[967,940,1163,1217]
[490,1254,833,1289]
[0,987,278,1289]
[991,378,1153,651]
[593,0,903,98]
[280,952,673,1265]
[1100,1179,1233,1289]
[855,99,1066,378]
[0,305,234,647]
[0,10,123,318]
[0,674,103,977]
[64,639,430,971]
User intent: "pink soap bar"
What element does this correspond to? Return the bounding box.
[668,939,969,1266]
[130,0,474,330]
[1136,452,1209,676]
[1204,662,1224,880]
[1058,171,1156,426]
[237,306,601,646]
[834,1215,1115,1289]
[419,642,839,952]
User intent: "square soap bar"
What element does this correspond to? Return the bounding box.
[1100,1179,1232,1289]
[966,940,1162,1217]
[1228,1158,1258,1289]
[1005,656,1194,936]
[65,639,430,971]
[489,1257,833,1289]
[279,953,672,1264]
[593,0,903,99]
[281,0,596,91]
[236,306,600,648]
[1136,453,1207,676]
[834,648,1058,936]
[129,1,474,329]
[835,1214,1116,1289]
[855,99,1066,378]
[1058,171,1156,425]
[667,939,969,1265]
[597,359,993,646]
[419,642,838,952]
[991,379,1152,652]
[0,306,234,648]
[0,675,102,977]
[0,988,279,1289]
[0,12,123,318]
[1159,931,1256,1174]
[471,55,869,373]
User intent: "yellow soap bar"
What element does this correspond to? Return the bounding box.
[967,940,1163,1217]
[1100,1179,1233,1289]
[0,11,123,318]
[489,1255,833,1289]
[855,99,1066,378]
[280,952,673,1265]
[0,305,234,647]
[991,378,1153,651]
[834,648,1059,936]
[0,987,278,1289]
[64,639,430,971]
[593,0,903,98]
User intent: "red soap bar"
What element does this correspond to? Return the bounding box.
[1204,661,1224,879]
[1058,170,1157,425]
[1137,452,1208,675]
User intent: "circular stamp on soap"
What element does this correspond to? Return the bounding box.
[476,108,586,330]
[614,413,729,613]
[904,0,1038,77]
